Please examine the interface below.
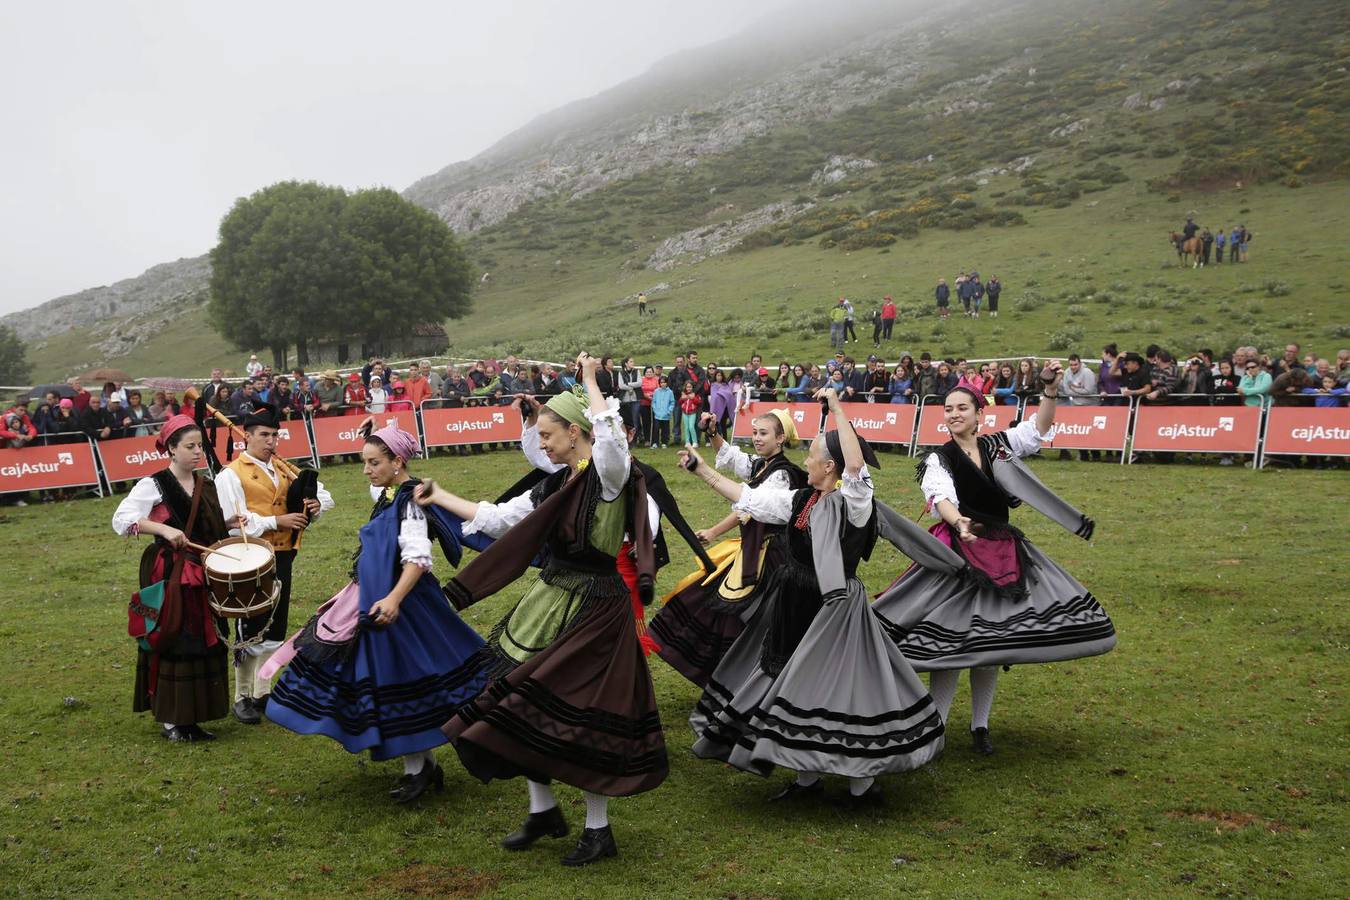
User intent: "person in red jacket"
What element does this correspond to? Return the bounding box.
[2,397,38,448]
[880,295,897,341]
[342,373,368,416]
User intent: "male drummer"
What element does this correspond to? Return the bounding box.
[216,404,333,725]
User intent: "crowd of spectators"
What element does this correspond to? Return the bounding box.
[5,343,1346,459]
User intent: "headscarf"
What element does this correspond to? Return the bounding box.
[824,428,880,473]
[948,385,987,410]
[371,423,419,462]
[762,408,799,448]
[544,385,592,433]
[155,414,198,452]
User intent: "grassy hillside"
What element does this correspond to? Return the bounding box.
[1,451,1346,896]
[21,0,1350,383]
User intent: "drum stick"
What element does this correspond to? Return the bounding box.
[185,540,244,561]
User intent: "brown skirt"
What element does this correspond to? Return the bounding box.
[445,580,668,797]
[133,644,229,725]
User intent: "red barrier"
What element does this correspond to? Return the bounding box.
[915,403,1021,446]
[731,402,821,440]
[1131,405,1261,454]
[0,440,101,494]
[97,435,174,482]
[311,410,418,459]
[209,420,314,467]
[1261,407,1350,457]
[826,404,917,445]
[421,405,523,447]
[1042,405,1131,451]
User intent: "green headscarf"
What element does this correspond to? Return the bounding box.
[544,385,592,432]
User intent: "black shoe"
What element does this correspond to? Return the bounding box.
[389,762,444,804]
[972,727,994,755]
[165,724,214,742]
[254,694,269,716]
[561,826,617,867]
[233,698,262,725]
[768,779,824,802]
[501,806,569,850]
[841,782,884,808]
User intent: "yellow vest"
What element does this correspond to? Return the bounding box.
[228,454,301,552]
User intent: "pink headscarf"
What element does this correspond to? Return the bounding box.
[155,414,198,451]
[372,423,419,462]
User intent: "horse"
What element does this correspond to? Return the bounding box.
[1169,232,1204,268]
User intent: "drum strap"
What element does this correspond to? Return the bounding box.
[156,475,205,646]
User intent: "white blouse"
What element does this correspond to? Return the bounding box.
[715,441,794,496]
[920,419,1052,514]
[368,485,433,569]
[466,399,631,539]
[111,476,172,536]
[733,467,873,528]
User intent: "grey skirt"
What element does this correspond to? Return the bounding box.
[691,579,945,778]
[873,539,1116,671]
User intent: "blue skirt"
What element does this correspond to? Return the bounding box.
[268,576,487,761]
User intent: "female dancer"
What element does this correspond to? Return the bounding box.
[650,408,807,686]
[677,389,967,802]
[112,415,232,742]
[261,421,487,802]
[416,353,664,866]
[873,362,1116,755]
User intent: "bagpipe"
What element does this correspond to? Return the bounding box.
[184,387,320,548]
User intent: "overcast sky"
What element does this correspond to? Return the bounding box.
[0,0,790,316]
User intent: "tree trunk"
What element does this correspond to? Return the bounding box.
[296,338,310,369]
[271,345,287,370]
[338,342,350,365]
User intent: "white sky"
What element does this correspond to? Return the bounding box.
[0,0,789,315]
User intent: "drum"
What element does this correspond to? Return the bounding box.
[203,537,279,618]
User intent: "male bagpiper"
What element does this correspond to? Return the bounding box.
[216,404,333,724]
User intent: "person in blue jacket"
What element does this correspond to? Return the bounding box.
[650,376,675,448]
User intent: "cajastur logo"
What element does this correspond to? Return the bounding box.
[2,452,74,477]
[1290,426,1350,442]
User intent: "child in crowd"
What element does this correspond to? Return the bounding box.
[1304,374,1348,407]
[650,376,674,448]
[678,381,702,446]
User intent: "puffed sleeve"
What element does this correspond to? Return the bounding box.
[586,398,630,501]
[112,477,161,535]
[919,452,958,517]
[1004,419,1052,458]
[218,467,272,537]
[463,492,537,539]
[714,441,755,480]
[398,504,434,570]
[732,483,796,525]
[312,479,335,516]
[839,464,874,527]
[520,422,566,473]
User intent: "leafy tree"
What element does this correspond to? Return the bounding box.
[0,324,31,386]
[209,181,473,367]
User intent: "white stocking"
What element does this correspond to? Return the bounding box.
[527,780,557,814]
[970,666,999,731]
[233,654,258,703]
[928,670,960,724]
[583,791,609,830]
[794,771,820,788]
[402,752,431,776]
[252,649,275,698]
[848,776,875,796]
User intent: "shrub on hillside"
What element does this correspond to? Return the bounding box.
[1263,280,1292,297]
[1046,328,1084,351]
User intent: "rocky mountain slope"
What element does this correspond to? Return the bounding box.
[10,0,1347,379]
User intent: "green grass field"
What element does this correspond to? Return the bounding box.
[1,447,1346,898]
